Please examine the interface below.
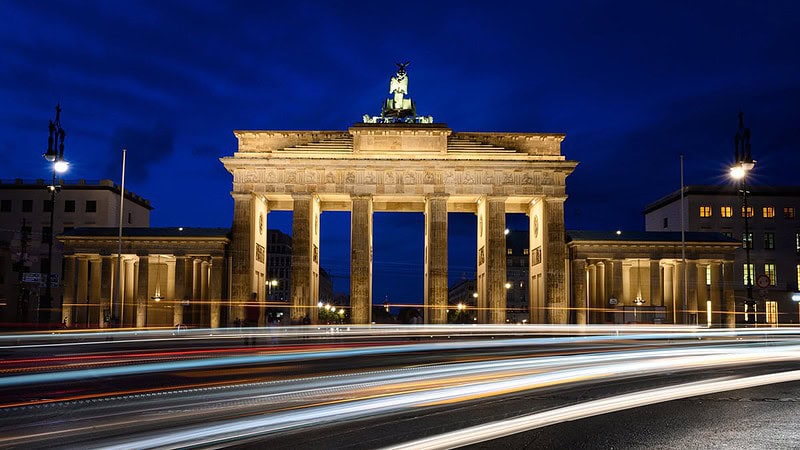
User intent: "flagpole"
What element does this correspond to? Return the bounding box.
[680,154,688,325]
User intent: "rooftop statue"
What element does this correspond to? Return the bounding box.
[363,62,433,124]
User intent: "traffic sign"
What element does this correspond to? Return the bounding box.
[22,273,40,283]
[756,274,770,289]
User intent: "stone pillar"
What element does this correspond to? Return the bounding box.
[424,194,448,324]
[192,258,201,325]
[604,261,615,324]
[100,255,112,327]
[291,194,319,323]
[709,263,722,327]
[587,264,596,324]
[622,261,631,304]
[596,262,605,324]
[477,196,506,324]
[173,256,187,326]
[230,193,255,325]
[544,197,567,324]
[528,198,545,324]
[135,255,149,328]
[663,263,675,323]
[209,256,223,328]
[89,258,102,328]
[573,259,587,325]
[201,259,209,326]
[723,261,736,327]
[686,262,697,324]
[124,258,136,327]
[696,263,707,315]
[75,257,89,328]
[649,260,662,307]
[62,255,76,327]
[350,194,373,324]
[674,261,685,325]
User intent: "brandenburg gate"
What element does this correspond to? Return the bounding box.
[221,65,577,325]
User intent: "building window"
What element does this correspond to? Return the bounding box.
[720,206,733,218]
[706,265,711,286]
[523,248,529,255]
[22,199,33,212]
[743,264,754,286]
[0,199,10,212]
[742,232,753,249]
[64,200,75,212]
[44,199,53,212]
[507,248,513,255]
[699,206,712,217]
[41,226,52,243]
[763,207,775,218]
[765,301,778,325]
[797,264,800,290]
[764,232,775,250]
[722,231,733,238]
[86,200,97,213]
[765,263,777,286]
[796,233,800,253]
[128,212,132,224]
[741,206,754,218]
[785,207,796,219]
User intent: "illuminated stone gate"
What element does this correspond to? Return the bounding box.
[222,124,576,324]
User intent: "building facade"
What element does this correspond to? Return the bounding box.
[567,231,740,326]
[645,185,800,324]
[0,179,151,325]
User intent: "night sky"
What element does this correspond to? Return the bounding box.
[2,1,799,303]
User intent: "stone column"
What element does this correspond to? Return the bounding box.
[209,256,223,328]
[100,255,112,327]
[710,262,722,327]
[649,260,662,307]
[686,262,697,324]
[573,259,587,325]
[695,263,707,315]
[75,257,89,328]
[596,262,606,324]
[723,261,736,327]
[663,263,674,323]
[587,263,596,324]
[192,258,201,325]
[201,259,209,326]
[291,194,318,323]
[424,193,448,324]
[604,261,615,324]
[62,255,76,327]
[674,261,685,324]
[477,196,506,324]
[124,258,136,327]
[544,197,567,324]
[230,193,254,325]
[350,194,373,324]
[135,255,149,328]
[173,256,186,326]
[89,258,102,328]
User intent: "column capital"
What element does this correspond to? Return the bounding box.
[350,193,373,201]
[544,195,568,204]
[230,191,255,202]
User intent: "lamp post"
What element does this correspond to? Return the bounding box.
[42,105,68,325]
[730,112,756,326]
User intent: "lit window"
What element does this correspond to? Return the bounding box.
[706,265,711,286]
[797,264,800,289]
[742,232,753,249]
[720,206,733,218]
[741,206,754,218]
[699,206,712,217]
[796,233,800,253]
[523,248,529,255]
[764,232,775,250]
[765,301,778,325]
[743,264,754,286]
[765,263,777,286]
[507,248,513,255]
[763,207,775,218]
[784,207,795,219]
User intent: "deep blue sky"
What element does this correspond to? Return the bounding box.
[2,1,799,302]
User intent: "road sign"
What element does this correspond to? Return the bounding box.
[22,273,40,283]
[756,274,770,289]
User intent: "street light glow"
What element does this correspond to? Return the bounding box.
[729,165,745,180]
[54,159,69,173]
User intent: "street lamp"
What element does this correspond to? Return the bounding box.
[730,112,756,326]
[42,105,68,325]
